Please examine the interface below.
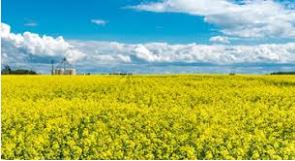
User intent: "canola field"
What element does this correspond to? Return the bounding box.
[2,75,295,160]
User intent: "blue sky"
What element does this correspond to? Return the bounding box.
[3,0,217,43]
[1,0,295,74]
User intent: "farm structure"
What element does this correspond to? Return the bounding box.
[51,58,76,75]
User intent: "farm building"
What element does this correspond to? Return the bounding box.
[51,58,76,75]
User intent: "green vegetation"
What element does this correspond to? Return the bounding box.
[270,71,295,75]
[1,65,37,75]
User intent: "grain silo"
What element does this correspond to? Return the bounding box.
[52,58,76,75]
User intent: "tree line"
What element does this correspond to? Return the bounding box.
[1,65,37,75]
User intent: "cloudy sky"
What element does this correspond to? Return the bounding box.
[2,0,295,74]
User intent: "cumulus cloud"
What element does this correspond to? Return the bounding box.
[128,0,295,38]
[1,23,86,65]
[91,19,107,26]
[2,22,295,74]
[69,41,295,65]
[210,36,230,44]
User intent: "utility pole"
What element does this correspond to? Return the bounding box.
[51,60,54,75]
[63,58,67,71]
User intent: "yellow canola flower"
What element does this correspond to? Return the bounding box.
[1,75,295,160]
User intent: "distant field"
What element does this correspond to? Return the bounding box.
[2,75,295,160]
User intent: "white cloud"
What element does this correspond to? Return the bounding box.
[91,19,107,26]
[129,0,295,38]
[24,22,38,27]
[2,23,295,73]
[1,23,86,64]
[69,41,295,65]
[210,36,230,44]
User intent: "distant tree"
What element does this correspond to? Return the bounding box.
[229,72,236,76]
[271,71,295,75]
[1,65,37,75]
[1,65,12,74]
[11,69,37,75]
